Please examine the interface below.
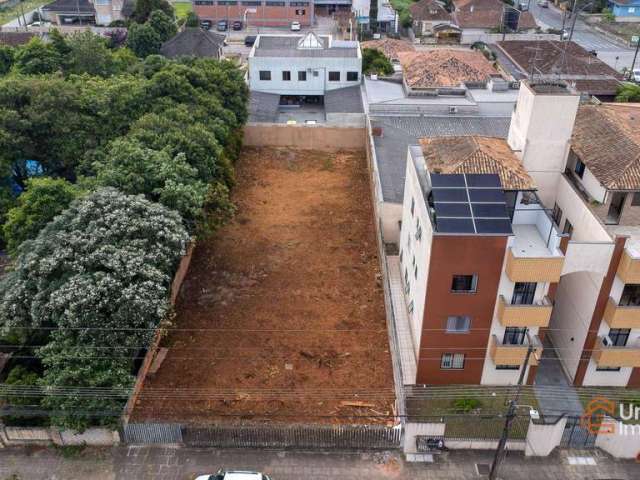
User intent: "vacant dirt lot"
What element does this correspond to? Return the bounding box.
[132,147,394,424]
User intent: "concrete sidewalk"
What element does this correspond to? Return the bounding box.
[0,445,638,480]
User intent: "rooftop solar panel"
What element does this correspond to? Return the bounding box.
[471,203,509,218]
[432,188,468,203]
[431,173,466,188]
[436,218,475,234]
[434,202,472,217]
[475,219,513,235]
[465,174,501,188]
[468,189,506,203]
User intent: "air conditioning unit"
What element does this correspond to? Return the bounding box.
[449,106,458,114]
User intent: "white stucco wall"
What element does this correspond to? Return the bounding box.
[248,55,362,95]
[595,417,640,459]
[380,202,403,244]
[399,148,433,358]
[525,417,567,457]
[565,154,607,203]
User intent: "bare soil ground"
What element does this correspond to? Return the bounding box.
[132,147,395,424]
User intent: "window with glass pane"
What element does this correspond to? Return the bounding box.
[451,274,477,293]
[608,328,630,347]
[441,353,465,369]
[574,159,585,179]
[282,71,291,81]
[298,71,307,81]
[503,327,527,345]
[446,316,471,333]
[619,284,640,306]
[328,71,340,81]
[511,282,536,305]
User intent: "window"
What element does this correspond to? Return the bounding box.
[241,1,261,5]
[328,71,340,82]
[259,70,271,81]
[415,219,422,240]
[606,192,627,225]
[408,300,414,314]
[511,282,536,305]
[399,249,403,264]
[312,70,319,77]
[551,202,563,227]
[503,327,527,345]
[629,7,636,12]
[563,219,573,236]
[410,197,415,216]
[218,0,237,4]
[451,274,477,293]
[607,328,630,347]
[414,265,418,279]
[195,0,214,3]
[266,0,285,4]
[619,284,640,307]
[295,8,306,15]
[441,353,465,369]
[446,316,471,333]
[290,1,308,4]
[496,365,520,370]
[298,71,307,81]
[632,193,640,206]
[282,71,291,81]
[347,71,359,81]
[574,159,586,179]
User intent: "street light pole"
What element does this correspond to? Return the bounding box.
[488,334,537,480]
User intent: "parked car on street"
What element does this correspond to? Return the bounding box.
[217,20,228,31]
[232,20,243,30]
[195,469,271,480]
[537,0,549,7]
[244,35,257,47]
[633,68,640,83]
[201,20,212,30]
[518,1,529,11]
[290,21,301,31]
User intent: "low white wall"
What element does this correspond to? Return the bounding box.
[596,417,640,459]
[525,417,566,457]
[403,422,446,454]
[380,202,402,244]
[447,439,526,451]
[461,31,561,45]
[59,428,121,446]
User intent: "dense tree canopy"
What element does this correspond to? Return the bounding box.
[127,22,162,58]
[0,45,14,76]
[616,82,640,102]
[148,9,178,42]
[14,38,62,75]
[362,48,394,76]
[132,0,174,23]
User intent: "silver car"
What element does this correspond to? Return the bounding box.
[195,470,271,480]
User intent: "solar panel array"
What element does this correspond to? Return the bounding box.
[431,173,513,235]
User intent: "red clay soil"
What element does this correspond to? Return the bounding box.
[131,148,395,425]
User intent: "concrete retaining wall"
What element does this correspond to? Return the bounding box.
[403,422,445,454]
[243,124,366,150]
[447,439,526,451]
[0,427,120,447]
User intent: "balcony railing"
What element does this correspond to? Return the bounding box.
[497,295,552,328]
[489,334,542,367]
[616,249,640,284]
[603,297,640,329]
[593,336,640,368]
[505,248,564,283]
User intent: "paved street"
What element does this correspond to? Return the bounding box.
[0,446,638,480]
[527,1,636,71]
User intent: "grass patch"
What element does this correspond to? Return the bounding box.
[53,443,87,458]
[173,1,193,20]
[0,0,51,26]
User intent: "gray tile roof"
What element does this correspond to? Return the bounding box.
[325,86,364,114]
[42,0,94,12]
[371,115,511,203]
[254,35,358,58]
[160,28,225,59]
[248,91,281,123]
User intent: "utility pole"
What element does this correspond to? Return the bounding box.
[489,334,538,480]
[568,1,593,43]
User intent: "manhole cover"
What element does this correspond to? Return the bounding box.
[476,463,490,475]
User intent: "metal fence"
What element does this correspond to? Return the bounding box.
[560,416,597,449]
[123,423,402,450]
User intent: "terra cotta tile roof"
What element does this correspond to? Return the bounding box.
[360,38,415,61]
[571,103,640,190]
[409,0,452,22]
[452,0,538,29]
[398,49,498,88]
[420,136,535,190]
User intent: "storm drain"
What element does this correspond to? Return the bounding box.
[475,463,491,476]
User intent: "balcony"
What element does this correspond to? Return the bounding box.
[616,249,640,284]
[603,297,640,329]
[593,336,640,368]
[489,334,542,367]
[497,295,553,328]
[505,248,565,283]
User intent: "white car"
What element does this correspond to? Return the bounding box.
[290,21,301,31]
[633,68,640,83]
[195,470,271,480]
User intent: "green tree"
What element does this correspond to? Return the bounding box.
[616,82,640,102]
[0,45,14,76]
[3,177,83,255]
[0,366,46,427]
[65,31,115,77]
[362,48,394,75]
[14,38,62,75]
[132,0,174,23]
[127,22,162,58]
[49,29,71,57]
[185,11,200,27]
[148,9,178,42]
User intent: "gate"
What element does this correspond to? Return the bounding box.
[181,424,402,450]
[560,416,597,449]
[123,423,183,444]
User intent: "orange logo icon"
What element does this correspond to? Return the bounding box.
[581,397,616,435]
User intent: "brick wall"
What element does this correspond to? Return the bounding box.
[194,2,312,27]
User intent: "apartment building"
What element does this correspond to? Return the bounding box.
[193,0,313,28]
[248,32,361,96]
[395,80,640,387]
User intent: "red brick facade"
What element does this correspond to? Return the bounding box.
[194,0,313,27]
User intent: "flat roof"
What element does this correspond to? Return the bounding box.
[253,35,358,58]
